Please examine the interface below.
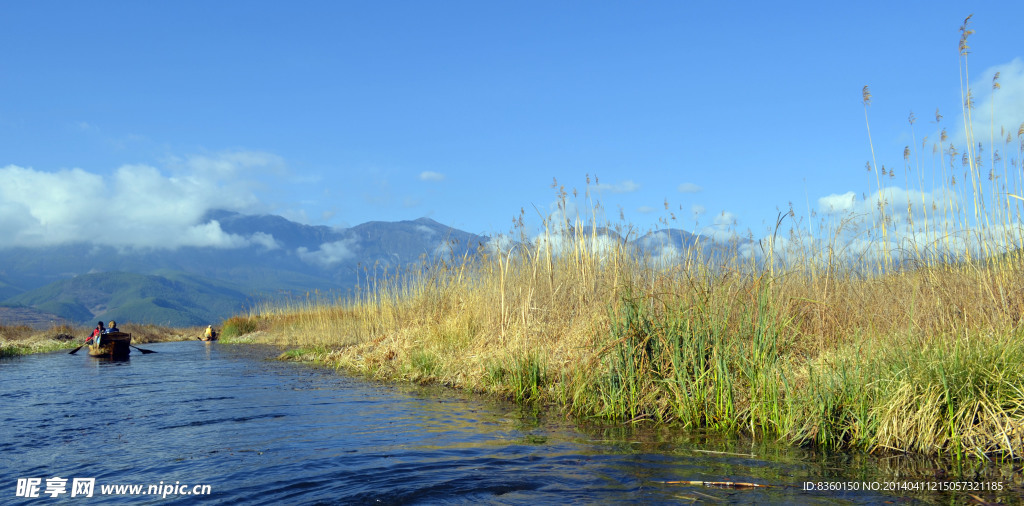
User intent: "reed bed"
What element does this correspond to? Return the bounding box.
[242,210,1024,460]
[237,16,1024,460]
[0,323,81,357]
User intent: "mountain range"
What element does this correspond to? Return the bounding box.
[0,211,715,328]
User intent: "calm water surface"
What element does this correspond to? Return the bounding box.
[2,341,1021,504]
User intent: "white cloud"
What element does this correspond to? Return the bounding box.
[532,229,619,260]
[698,210,740,242]
[769,184,1024,268]
[177,220,252,249]
[433,239,457,260]
[637,205,655,214]
[638,231,690,265]
[249,232,281,250]
[818,192,857,214]
[713,211,737,227]
[640,230,670,245]
[645,244,688,267]
[179,150,286,179]
[296,237,359,266]
[831,187,956,227]
[0,151,281,250]
[485,234,515,255]
[691,204,706,216]
[419,171,445,182]
[678,182,702,193]
[962,58,1024,151]
[548,197,582,224]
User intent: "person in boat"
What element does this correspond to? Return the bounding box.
[203,325,216,340]
[86,321,105,345]
[107,321,119,333]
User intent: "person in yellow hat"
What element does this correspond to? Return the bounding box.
[107,321,119,333]
[203,325,217,341]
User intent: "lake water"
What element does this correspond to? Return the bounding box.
[2,341,1020,504]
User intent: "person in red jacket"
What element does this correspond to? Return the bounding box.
[85,321,105,346]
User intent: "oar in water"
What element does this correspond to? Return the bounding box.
[129,344,157,354]
[69,336,94,354]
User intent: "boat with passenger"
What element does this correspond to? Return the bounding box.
[199,324,218,341]
[88,331,132,359]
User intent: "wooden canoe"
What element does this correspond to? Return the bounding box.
[87,332,131,359]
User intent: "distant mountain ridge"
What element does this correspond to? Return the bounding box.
[0,212,742,328]
[0,213,490,327]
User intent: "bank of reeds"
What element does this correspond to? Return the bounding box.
[240,211,1024,460]
[235,16,1024,460]
[0,324,81,357]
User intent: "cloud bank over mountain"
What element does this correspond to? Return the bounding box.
[297,238,360,266]
[0,152,283,250]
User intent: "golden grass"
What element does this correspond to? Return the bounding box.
[0,324,81,356]
[237,206,1024,459]
[206,15,1024,459]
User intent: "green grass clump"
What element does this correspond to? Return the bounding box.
[277,345,331,361]
[409,349,440,380]
[485,354,548,402]
[565,278,788,431]
[220,316,262,339]
[791,332,1024,458]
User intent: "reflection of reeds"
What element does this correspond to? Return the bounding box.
[239,17,1024,460]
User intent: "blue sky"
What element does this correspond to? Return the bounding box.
[3,1,1024,250]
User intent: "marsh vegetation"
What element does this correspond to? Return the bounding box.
[171,16,1024,461]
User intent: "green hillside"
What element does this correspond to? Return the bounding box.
[32,300,94,323]
[0,276,22,301]
[2,271,252,327]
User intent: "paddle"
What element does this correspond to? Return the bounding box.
[69,335,94,354]
[129,344,157,354]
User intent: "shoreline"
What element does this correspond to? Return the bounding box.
[233,306,1024,462]
[7,312,1021,464]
